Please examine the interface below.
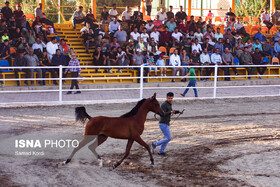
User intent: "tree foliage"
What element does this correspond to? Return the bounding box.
[235,0,268,18]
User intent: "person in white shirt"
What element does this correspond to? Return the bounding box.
[140,28,150,45]
[150,27,160,44]
[130,27,140,45]
[192,38,202,53]
[171,27,183,46]
[122,6,131,21]
[109,3,119,20]
[145,20,154,33]
[261,8,273,32]
[32,37,46,53]
[109,18,120,40]
[200,48,212,81]
[194,28,204,43]
[211,48,222,65]
[214,27,223,42]
[169,49,185,82]
[46,36,58,60]
[157,7,167,23]
[117,47,129,66]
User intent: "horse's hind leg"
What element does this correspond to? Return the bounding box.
[134,136,154,168]
[88,134,108,167]
[65,135,96,164]
[113,139,134,169]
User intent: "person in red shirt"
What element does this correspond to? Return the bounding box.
[159,26,172,48]
[14,4,24,28]
[178,19,189,35]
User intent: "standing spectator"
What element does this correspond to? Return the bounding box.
[159,26,172,48]
[222,47,238,80]
[130,27,140,46]
[100,7,110,29]
[35,3,56,33]
[14,4,24,28]
[85,8,98,30]
[234,17,248,37]
[214,38,224,54]
[24,48,43,85]
[252,48,265,78]
[133,6,143,20]
[169,49,185,82]
[39,50,58,85]
[51,49,67,79]
[207,10,214,17]
[1,1,13,22]
[114,25,127,47]
[240,47,255,79]
[150,27,160,44]
[214,27,223,41]
[144,0,153,16]
[65,53,81,94]
[175,6,187,23]
[178,19,189,35]
[261,8,273,32]
[225,7,236,24]
[200,48,212,80]
[109,17,120,40]
[171,27,183,47]
[20,15,31,36]
[262,38,273,57]
[14,50,28,86]
[271,7,280,25]
[72,6,86,31]
[180,66,198,97]
[157,7,167,23]
[122,6,132,23]
[46,37,58,60]
[166,18,176,32]
[0,40,10,64]
[166,6,174,21]
[192,39,202,53]
[153,15,163,32]
[133,49,149,83]
[109,4,119,20]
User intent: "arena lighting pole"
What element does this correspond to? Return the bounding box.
[140,65,144,99]
[213,64,218,98]
[59,65,63,103]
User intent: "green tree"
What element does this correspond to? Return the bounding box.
[235,0,268,18]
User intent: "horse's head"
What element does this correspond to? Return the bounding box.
[148,93,164,116]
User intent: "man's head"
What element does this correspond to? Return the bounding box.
[113,4,117,9]
[170,18,174,22]
[78,6,83,12]
[203,47,207,54]
[133,27,138,32]
[205,38,209,43]
[56,49,61,55]
[195,38,198,44]
[39,3,42,8]
[51,36,57,44]
[227,29,231,34]
[166,92,174,103]
[61,39,66,45]
[4,39,9,46]
[126,6,129,11]
[255,48,260,53]
[111,46,117,52]
[71,53,76,59]
[174,27,178,33]
[174,49,178,55]
[169,6,173,11]
[5,1,9,7]
[215,48,219,54]
[161,7,165,12]
[180,5,183,11]
[19,51,24,58]
[136,49,142,55]
[237,17,240,22]
[258,28,261,33]
[225,47,229,53]
[113,37,117,43]
[244,46,248,53]
[228,7,232,12]
[193,49,197,55]
[218,38,222,43]
[122,16,126,21]
[255,38,259,44]
[137,5,140,11]
[103,6,107,11]
[89,28,94,33]
[36,37,41,44]
[164,26,169,32]
[217,27,220,33]
[88,8,92,13]
[117,47,122,52]
[143,27,147,33]
[29,48,34,55]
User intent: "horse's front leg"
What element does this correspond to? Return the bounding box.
[134,136,154,168]
[113,139,134,169]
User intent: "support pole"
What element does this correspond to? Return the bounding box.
[91,0,96,18]
[270,0,275,14]
[184,0,187,12]
[238,0,248,17]
[140,65,144,99]
[141,0,146,17]
[59,65,63,104]
[257,0,267,18]
[232,0,235,13]
[188,0,191,16]
[41,0,45,12]
[213,64,218,98]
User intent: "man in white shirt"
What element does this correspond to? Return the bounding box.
[171,27,183,46]
[145,20,154,33]
[35,3,56,33]
[130,27,140,46]
[46,37,58,60]
[214,27,223,42]
[200,48,212,80]
[169,49,185,82]
[140,28,150,45]
[194,28,204,43]
[122,6,131,24]
[192,38,202,53]
[109,3,119,20]
[72,6,86,31]
[32,37,46,53]
[211,48,222,64]
[150,27,160,44]
[157,7,167,23]
[109,18,120,40]
[261,8,273,32]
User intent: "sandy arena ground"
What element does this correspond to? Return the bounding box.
[0,96,280,186]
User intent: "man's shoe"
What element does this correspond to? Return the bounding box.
[24,81,28,86]
[66,91,72,95]
[53,81,58,85]
[180,93,185,97]
[158,152,168,156]
[109,70,113,73]
[151,143,156,154]
[171,79,175,82]
[118,70,122,73]
[74,91,81,94]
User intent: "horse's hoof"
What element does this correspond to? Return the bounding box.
[150,164,154,169]
[65,159,71,164]
[112,164,117,169]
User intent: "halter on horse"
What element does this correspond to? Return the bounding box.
[65,93,164,169]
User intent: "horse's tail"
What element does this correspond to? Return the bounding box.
[75,107,91,123]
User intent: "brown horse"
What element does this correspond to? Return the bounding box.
[65,93,164,169]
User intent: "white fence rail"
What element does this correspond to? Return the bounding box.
[0,64,280,105]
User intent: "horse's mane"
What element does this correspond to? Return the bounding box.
[121,99,147,118]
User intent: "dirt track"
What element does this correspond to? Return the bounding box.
[0,96,280,186]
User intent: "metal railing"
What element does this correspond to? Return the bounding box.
[0,64,280,106]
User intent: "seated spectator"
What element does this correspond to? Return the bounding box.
[109,4,119,20]
[200,48,212,80]
[271,7,280,25]
[234,17,249,37]
[51,49,67,79]
[109,17,120,41]
[10,27,22,45]
[100,7,110,28]
[253,28,266,42]
[32,37,46,57]
[132,16,146,32]
[120,16,130,34]
[201,38,213,53]
[143,53,158,76]
[64,53,81,94]
[240,47,255,79]
[222,47,238,80]
[274,28,280,42]
[59,39,70,62]
[80,22,91,34]
[166,6,174,21]
[147,38,159,56]
[14,4,24,28]
[194,28,203,43]
[181,38,192,57]
[110,37,120,49]
[83,28,95,53]
[16,37,30,55]
[145,20,154,33]
[214,38,224,54]
[35,3,56,33]
[253,38,263,52]
[157,7,167,23]
[156,54,166,76]
[34,21,49,43]
[93,45,106,70]
[189,49,200,66]
[130,27,140,46]
[136,38,147,52]
[252,48,265,78]
[214,28,223,42]
[133,49,149,83]
[186,30,195,41]
[196,17,205,31]
[245,39,254,53]
[192,38,202,54]
[100,38,110,54]
[235,38,244,58]
[0,20,8,37]
[206,19,214,32]
[28,29,36,47]
[180,49,190,74]
[171,27,183,47]
[169,49,185,82]
[14,50,28,86]
[159,26,172,48]
[126,39,135,63]
[233,33,242,45]
[150,27,160,44]
[211,48,222,65]
[223,29,234,43]
[1,1,13,22]
[122,6,132,24]
[141,28,150,45]
[203,27,215,46]
[85,8,98,30]
[39,50,57,85]
[175,6,187,23]
[153,15,163,32]
[261,8,273,32]
[8,16,16,36]
[223,38,233,52]
[107,46,122,73]
[117,47,129,66]
[262,38,273,57]
[179,19,189,35]
[73,6,86,31]
[114,25,127,47]
[133,5,143,20]
[187,16,196,33]
[94,24,105,38]
[224,21,233,32]
[225,7,236,24]
[32,16,41,31]
[166,17,176,32]
[1,30,9,43]
[46,37,58,60]
[24,48,43,85]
